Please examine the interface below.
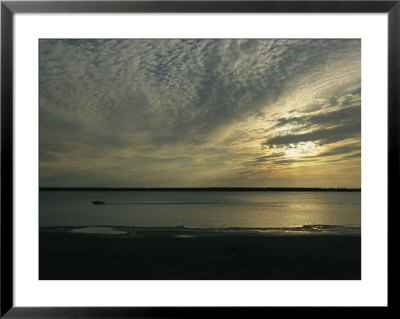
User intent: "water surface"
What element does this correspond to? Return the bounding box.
[40,191,360,235]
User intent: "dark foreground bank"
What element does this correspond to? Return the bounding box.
[39,232,361,280]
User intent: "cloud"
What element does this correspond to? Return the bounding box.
[273,105,360,130]
[315,143,360,158]
[39,39,361,187]
[40,39,360,145]
[265,123,360,146]
[261,79,361,164]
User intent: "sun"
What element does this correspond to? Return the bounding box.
[285,142,317,158]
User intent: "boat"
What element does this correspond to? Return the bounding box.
[91,200,105,205]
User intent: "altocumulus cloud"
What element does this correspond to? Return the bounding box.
[40,39,361,187]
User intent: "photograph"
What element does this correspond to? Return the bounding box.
[38,38,362,280]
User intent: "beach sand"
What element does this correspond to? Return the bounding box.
[39,229,361,280]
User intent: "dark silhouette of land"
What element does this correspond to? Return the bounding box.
[39,187,361,192]
[39,231,361,280]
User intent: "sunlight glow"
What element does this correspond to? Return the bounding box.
[284,142,317,158]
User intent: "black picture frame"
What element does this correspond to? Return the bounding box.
[1,1,396,317]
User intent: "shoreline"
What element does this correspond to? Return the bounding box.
[40,229,361,280]
[40,225,361,237]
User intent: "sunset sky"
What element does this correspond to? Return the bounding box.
[39,39,361,188]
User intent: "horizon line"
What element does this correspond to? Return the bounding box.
[39,187,361,192]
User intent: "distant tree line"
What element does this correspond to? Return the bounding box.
[39,187,361,192]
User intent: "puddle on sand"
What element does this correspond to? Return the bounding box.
[71,227,127,235]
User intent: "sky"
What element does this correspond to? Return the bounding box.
[39,39,361,188]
